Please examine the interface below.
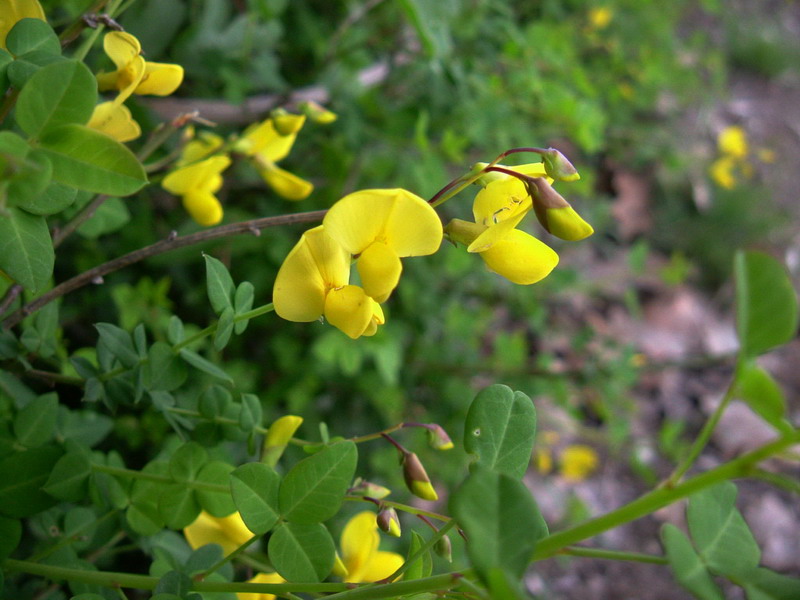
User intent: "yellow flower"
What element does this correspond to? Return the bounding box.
[87,101,141,142]
[237,572,285,600]
[332,511,404,583]
[178,131,226,166]
[184,510,254,556]
[236,116,313,200]
[262,415,303,467]
[96,31,183,103]
[322,189,443,302]
[273,225,385,339]
[447,177,559,285]
[559,445,599,482]
[162,155,231,226]
[717,125,748,159]
[588,7,613,30]
[709,155,738,190]
[0,0,45,51]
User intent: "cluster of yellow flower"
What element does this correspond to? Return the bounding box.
[184,509,403,599]
[709,125,775,190]
[535,431,600,482]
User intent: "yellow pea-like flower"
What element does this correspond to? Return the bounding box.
[96,32,183,103]
[323,189,443,302]
[262,415,303,467]
[184,510,254,556]
[87,101,141,142]
[559,445,599,482]
[272,225,385,339]
[237,572,285,600]
[334,512,404,583]
[0,0,45,51]
[717,125,748,159]
[162,155,231,226]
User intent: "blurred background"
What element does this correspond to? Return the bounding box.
[42,1,800,597]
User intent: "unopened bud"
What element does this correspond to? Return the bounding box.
[426,424,453,451]
[349,478,392,499]
[262,415,303,467]
[530,178,594,241]
[377,507,401,537]
[542,148,580,182]
[444,218,485,247]
[401,451,438,501]
[270,109,306,136]
[299,100,338,124]
[434,534,452,562]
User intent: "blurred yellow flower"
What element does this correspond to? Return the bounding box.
[332,511,404,583]
[0,0,45,51]
[162,155,231,226]
[87,101,141,142]
[273,225,385,339]
[717,125,748,159]
[96,32,183,102]
[323,189,443,302]
[237,572,285,600]
[588,7,613,30]
[262,415,303,467]
[559,445,599,482]
[184,510,254,556]
[237,115,313,200]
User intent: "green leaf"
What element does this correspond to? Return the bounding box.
[127,461,169,535]
[43,451,92,502]
[0,206,54,292]
[0,132,52,207]
[169,442,209,483]
[268,521,335,583]
[279,441,357,523]
[95,323,140,369]
[77,197,130,238]
[6,19,60,56]
[15,60,96,137]
[233,281,254,334]
[64,506,98,551]
[6,51,65,88]
[687,482,760,579]
[37,124,147,196]
[0,48,11,89]
[405,531,433,581]
[167,316,184,345]
[734,363,792,434]
[0,446,62,517]
[661,524,725,600]
[464,384,537,479]
[145,342,187,391]
[0,516,22,562]
[204,254,235,314]
[13,393,58,447]
[199,385,231,418]
[230,462,281,535]
[449,464,547,583]
[213,306,235,351]
[179,349,233,383]
[195,460,236,517]
[238,394,262,432]
[735,250,798,358]
[742,568,800,600]
[159,482,201,529]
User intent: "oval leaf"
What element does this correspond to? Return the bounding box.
[464,384,537,479]
[37,124,147,196]
[279,441,357,524]
[661,524,725,600]
[0,207,54,293]
[230,462,281,535]
[268,521,335,583]
[195,460,236,517]
[16,60,96,137]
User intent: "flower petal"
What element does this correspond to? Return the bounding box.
[324,285,379,339]
[162,155,231,195]
[358,550,405,583]
[340,511,380,582]
[182,190,223,226]
[103,31,141,71]
[273,226,349,323]
[241,119,301,162]
[87,101,141,142]
[479,229,559,285]
[134,61,184,96]
[357,241,401,303]
[184,510,253,555]
[539,205,594,241]
[472,178,531,225]
[257,163,314,200]
[237,572,285,600]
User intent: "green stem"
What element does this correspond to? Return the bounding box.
[749,467,800,495]
[668,378,736,484]
[558,546,668,565]
[344,496,450,522]
[166,407,269,435]
[28,510,119,562]
[200,535,259,579]
[532,432,800,560]
[91,463,228,493]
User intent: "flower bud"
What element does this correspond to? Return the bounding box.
[262,415,303,467]
[542,148,580,182]
[426,424,454,451]
[270,109,306,136]
[401,451,438,501]
[299,100,338,124]
[444,218,485,247]
[434,534,452,562]
[348,478,392,499]
[376,507,401,537]
[530,178,593,241]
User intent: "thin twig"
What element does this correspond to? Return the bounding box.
[52,195,108,248]
[3,210,327,329]
[0,284,23,316]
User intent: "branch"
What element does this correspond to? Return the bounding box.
[2,210,327,330]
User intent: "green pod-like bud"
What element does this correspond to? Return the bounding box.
[401,451,439,501]
[434,534,453,562]
[376,506,402,537]
[530,178,593,241]
[426,424,454,451]
[542,148,580,182]
[349,478,392,499]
